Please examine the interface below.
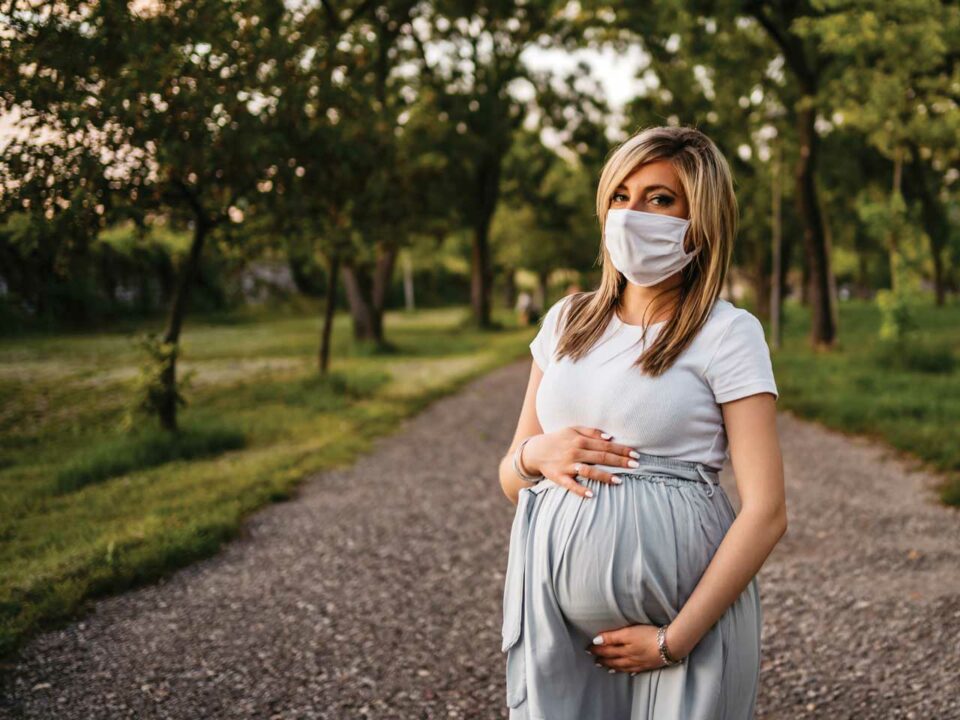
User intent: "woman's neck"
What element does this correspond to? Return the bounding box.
[617,281,683,325]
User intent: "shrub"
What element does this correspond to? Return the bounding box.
[874,334,956,374]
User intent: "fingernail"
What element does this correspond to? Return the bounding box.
[585,649,593,655]
[630,671,637,677]
[592,635,604,645]
[629,450,640,458]
[585,489,594,498]
[611,476,623,485]
[628,460,639,468]
[600,432,612,439]
[607,668,616,674]
[594,662,603,668]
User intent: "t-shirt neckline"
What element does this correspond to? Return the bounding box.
[612,309,668,332]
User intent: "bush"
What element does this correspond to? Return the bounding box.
[874,335,956,374]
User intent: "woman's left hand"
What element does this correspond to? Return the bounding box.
[586,624,686,674]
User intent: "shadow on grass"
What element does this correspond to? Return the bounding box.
[54,369,393,495]
[244,367,391,409]
[55,421,247,494]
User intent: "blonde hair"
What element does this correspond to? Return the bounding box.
[553,125,737,375]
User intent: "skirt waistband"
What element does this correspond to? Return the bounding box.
[582,451,722,498]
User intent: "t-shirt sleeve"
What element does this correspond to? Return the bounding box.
[703,312,779,404]
[529,296,570,371]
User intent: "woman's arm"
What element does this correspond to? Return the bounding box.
[664,391,788,659]
[499,363,547,506]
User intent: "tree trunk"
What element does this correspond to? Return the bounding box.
[341,261,379,342]
[930,222,946,308]
[340,242,399,345]
[319,250,339,374]
[402,250,415,311]
[889,147,904,293]
[779,206,795,304]
[799,252,809,305]
[471,223,493,327]
[747,7,836,345]
[470,152,501,328]
[906,142,948,306]
[502,266,517,311]
[754,259,771,323]
[770,139,783,349]
[794,101,837,348]
[820,186,841,332]
[159,217,209,431]
[855,242,871,300]
[537,270,550,312]
[371,242,399,321]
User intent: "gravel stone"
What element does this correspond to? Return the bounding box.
[1,360,958,718]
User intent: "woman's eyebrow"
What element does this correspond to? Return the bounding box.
[615,183,677,193]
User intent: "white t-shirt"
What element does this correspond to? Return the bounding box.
[529,295,778,473]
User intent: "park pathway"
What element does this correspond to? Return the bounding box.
[2,359,959,719]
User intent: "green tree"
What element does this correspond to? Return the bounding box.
[793,0,960,306]
[273,0,458,358]
[497,127,602,306]
[408,1,580,328]
[1,0,300,429]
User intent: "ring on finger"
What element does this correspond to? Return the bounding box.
[574,462,582,477]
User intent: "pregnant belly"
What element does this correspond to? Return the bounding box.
[544,475,730,639]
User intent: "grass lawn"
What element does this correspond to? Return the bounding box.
[0,302,535,660]
[771,295,960,506]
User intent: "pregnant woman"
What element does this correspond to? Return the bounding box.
[497,125,787,719]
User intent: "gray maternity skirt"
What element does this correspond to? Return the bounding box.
[501,451,761,719]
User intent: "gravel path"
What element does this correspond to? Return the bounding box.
[2,359,959,719]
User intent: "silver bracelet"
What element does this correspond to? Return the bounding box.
[657,625,684,666]
[513,436,543,483]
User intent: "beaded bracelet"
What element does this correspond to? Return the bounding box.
[657,625,684,667]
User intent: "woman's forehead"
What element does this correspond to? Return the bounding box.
[617,161,681,193]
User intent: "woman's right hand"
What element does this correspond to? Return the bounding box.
[521,426,641,499]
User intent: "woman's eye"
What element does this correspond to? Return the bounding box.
[651,195,674,206]
[612,192,628,202]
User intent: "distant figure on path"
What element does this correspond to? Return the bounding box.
[496,125,787,719]
[515,290,540,326]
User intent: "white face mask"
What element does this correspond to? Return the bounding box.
[604,208,698,286]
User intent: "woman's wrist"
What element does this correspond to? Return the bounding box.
[513,435,543,482]
[518,435,542,477]
[663,622,693,660]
